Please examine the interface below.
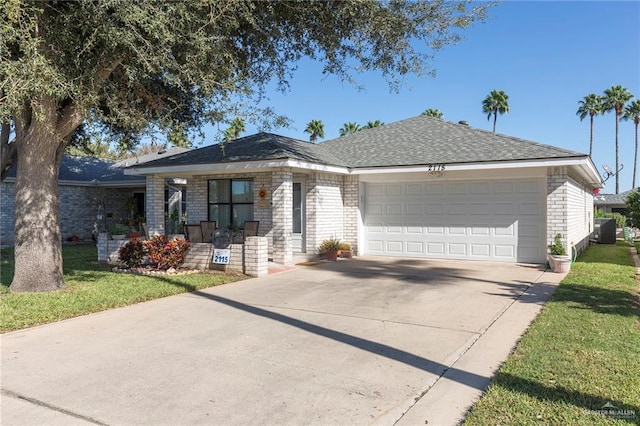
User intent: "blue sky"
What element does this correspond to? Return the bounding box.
[208,1,640,193]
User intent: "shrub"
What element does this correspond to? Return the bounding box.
[338,241,351,251]
[144,236,190,270]
[319,237,341,252]
[118,238,146,268]
[548,233,567,256]
[108,223,129,235]
[603,212,627,228]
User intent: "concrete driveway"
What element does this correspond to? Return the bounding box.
[1,257,562,426]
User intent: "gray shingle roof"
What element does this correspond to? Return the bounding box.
[131,132,347,169]
[4,155,143,183]
[594,188,635,205]
[320,115,585,168]
[5,148,192,184]
[129,115,587,171]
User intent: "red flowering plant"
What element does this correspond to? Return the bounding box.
[144,235,190,270]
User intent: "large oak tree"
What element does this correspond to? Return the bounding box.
[1,0,490,292]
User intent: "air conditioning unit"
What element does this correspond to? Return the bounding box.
[592,218,616,244]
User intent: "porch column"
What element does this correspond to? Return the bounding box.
[272,168,293,265]
[146,175,165,236]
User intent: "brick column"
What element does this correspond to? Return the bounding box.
[244,236,269,277]
[272,168,293,265]
[547,167,568,253]
[146,175,165,236]
[342,174,359,255]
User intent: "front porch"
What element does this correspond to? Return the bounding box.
[139,169,359,266]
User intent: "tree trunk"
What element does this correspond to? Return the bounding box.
[492,111,497,133]
[589,114,593,157]
[615,112,620,194]
[635,122,639,189]
[9,123,65,292]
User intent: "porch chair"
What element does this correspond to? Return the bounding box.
[243,220,259,242]
[200,221,217,243]
[185,224,204,243]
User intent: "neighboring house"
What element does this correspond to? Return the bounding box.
[126,115,602,265]
[593,188,635,215]
[0,147,189,246]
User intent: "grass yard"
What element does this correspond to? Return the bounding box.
[464,242,640,425]
[0,245,247,333]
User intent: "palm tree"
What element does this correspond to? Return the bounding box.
[576,94,603,157]
[362,120,384,129]
[603,85,634,194]
[422,108,443,119]
[304,119,325,143]
[339,122,361,136]
[224,117,246,142]
[481,90,509,133]
[623,100,640,188]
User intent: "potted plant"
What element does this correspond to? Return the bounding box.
[339,242,353,258]
[108,223,129,240]
[548,233,571,273]
[319,237,341,261]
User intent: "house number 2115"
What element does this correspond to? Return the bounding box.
[427,164,445,171]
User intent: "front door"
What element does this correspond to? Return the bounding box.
[292,182,305,252]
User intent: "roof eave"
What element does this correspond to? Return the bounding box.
[352,156,604,187]
[125,158,350,176]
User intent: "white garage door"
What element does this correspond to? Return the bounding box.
[364,179,544,263]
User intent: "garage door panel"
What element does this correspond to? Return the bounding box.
[366,203,384,215]
[470,203,490,214]
[364,180,544,263]
[519,202,541,215]
[386,241,404,252]
[447,243,466,256]
[426,183,445,194]
[428,242,446,255]
[406,241,424,254]
[406,183,423,195]
[386,204,402,215]
[406,203,423,215]
[495,223,515,236]
[426,203,445,214]
[448,225,467,235]
[471,225,490,236]
[494,245,515,258]
[447,203,467,215]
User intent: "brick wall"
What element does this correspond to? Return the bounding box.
[546,167,569,254]
[307,173,344,254]
[2,181,133,246]
[342,174,359,255]
[100,236,269,277]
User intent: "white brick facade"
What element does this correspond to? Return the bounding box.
[546,166,594,256]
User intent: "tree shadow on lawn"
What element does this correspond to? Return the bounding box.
[553,282,640,318]
[489,372,639,424]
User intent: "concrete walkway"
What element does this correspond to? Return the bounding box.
[1,257,564,425]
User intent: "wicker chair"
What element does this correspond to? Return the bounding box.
[243,221,259,241]
[185,224,204,243]
[200,221,217,243]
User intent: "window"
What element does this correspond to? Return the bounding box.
[208,179,254,228]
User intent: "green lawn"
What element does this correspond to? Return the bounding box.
[0,245,247,333]
[464,242,640,425]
